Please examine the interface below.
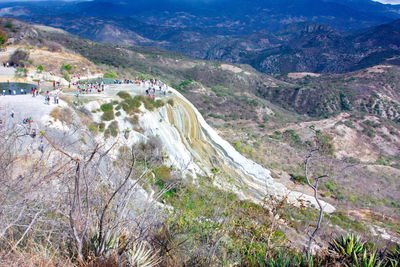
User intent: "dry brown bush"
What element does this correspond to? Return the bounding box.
[45,41,63,52]
[9,49,30,67]
[50,107,74,125]
[0,248,74,267]
[0,112,164,266]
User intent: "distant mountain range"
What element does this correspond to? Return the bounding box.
[1,0,400,74]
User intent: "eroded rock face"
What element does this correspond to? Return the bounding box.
[136,86,335,213]
[79,84,334,213]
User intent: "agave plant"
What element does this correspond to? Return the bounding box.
[127,242,160,267]
[330,234,365,257]
[88,233,119,257]
[353,249,382,267]
[385,245,400,267]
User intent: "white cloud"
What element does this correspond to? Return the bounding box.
[373,0,400,4]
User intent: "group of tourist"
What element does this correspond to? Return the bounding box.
[72,77,169,98]
[3,74,170,106]
[31,87,41,97]
[2,62,13,68]
[1,85,61,106]
[74,81,106,95]
[143,79,168,97]
[44,90,60,105]
[1,88,28,95]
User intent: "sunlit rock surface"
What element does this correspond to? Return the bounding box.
[104,84,335,213]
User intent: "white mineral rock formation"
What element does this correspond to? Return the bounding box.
[78,83,335,213]
[135,86,335,213]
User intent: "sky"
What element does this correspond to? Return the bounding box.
[0,0,399,4]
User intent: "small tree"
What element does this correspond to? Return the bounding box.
[15,67,28,77]
[304,127,332,259]
[36,65,44,73]
[61,64,73,72]
[304,148,328,259]
[63,71,71,82]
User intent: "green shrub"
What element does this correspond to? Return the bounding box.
[63,71,71,82]
[325,183,335,191]
[117,93,165,113]
[290,174,307,184]
[100,103,114,112]
[88,123,107,134]
[339,92,352,111]
[88,124,98,133]
[321,192,332,198]
[103,71,118,78]
[211,168,220,174]
[343,120,355,129]
[282,130,303,146]
[153,99,164,108]
[117,91,131,100]
[150,165,175,199]
[233,141,243,151]
[15,67,28,77]
[315,131,335,156]
[61,64,73,72]
[265,252,309,267]
[211,86,230,97]
[154,165,172,180]
[167,99,174,106]
[142,97,164,111]
[173,79,193,93]
[233,141,254,155]
[364,120,380,128]
[98,123,105,132]
[101,111,115,121]
[122,97,142,114]
[137,73,153,80]
[375,156,391,166]
[362,127,376,138]
[0,30,7,45]
[105,121,119,137]
[127,115,139,125]
[36,65,44,72]
[329,213,367,233]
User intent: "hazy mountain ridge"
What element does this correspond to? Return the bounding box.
[3,17,397,122]
[2,0,400,74]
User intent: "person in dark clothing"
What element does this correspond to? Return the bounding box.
[31,129,37,138]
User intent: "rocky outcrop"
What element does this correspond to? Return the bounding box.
[98,84,335,213]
